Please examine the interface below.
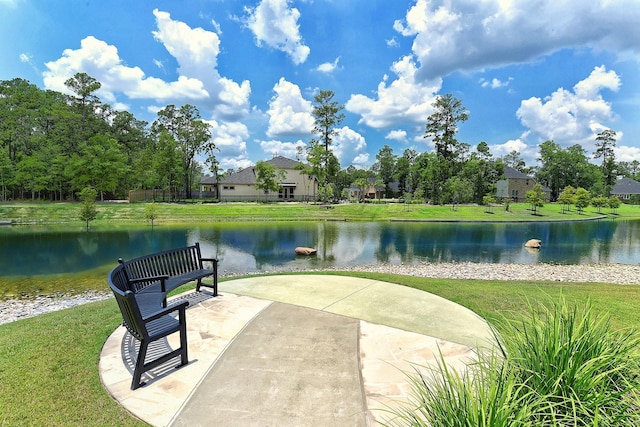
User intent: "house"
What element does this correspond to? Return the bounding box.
[348,178,385,200]
[200,156,318,202]
[496,166,550,202]
[611,177,640,201]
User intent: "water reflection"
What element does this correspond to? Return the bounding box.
[1,219,639,277]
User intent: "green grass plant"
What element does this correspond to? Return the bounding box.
[496,297,640,425]
[383,297,640,427]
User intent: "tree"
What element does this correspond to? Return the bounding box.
[152,104,212,199]
[145,203,159,228]
[310,90,344,201]
[254,161,285,201]
[557,186,576,214]
[373,145,396,197]
[424,94,468,203]
[503,150,529,173]
[608,195,621,214]
[593,129,617,190]
[78,186,97,230]
[64,72,101,131]
[425,94,469,161]
[525,184,545,215]
[444,176,473,210]
[395,149,417,195]
[591,196,608,214]
[483,194,496,213]
[574,187,591,213]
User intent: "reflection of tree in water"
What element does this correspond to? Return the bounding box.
[316,222,339,262]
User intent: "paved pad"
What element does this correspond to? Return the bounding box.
[172,303,365,426]
[99,275,494,426]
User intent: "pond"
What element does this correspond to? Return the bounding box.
[1,219,639,278]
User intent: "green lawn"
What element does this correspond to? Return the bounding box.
[2,273,640,425]
[1,200,638,225]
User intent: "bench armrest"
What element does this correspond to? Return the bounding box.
[142,299,189,323]
[200,257,218,264]
[130,274,170,293]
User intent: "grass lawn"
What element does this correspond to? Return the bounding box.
[2,272,640,425]
[1,200,639,225]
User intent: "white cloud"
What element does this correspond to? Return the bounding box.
[480,77,512,89]
[516,65,620,148]
[43,11,250,124]
[385,129,408,143]
[616,144,640,163]
[258,139,306,159]
[43,35,210,103]
[345,55,442,128]
[333,126,369,167]
[152,9,251,121]
[207,119,252,170]
[394,0,640,81]
[266,77,314,137]
[243,0,310,65]
[317,57,340,73]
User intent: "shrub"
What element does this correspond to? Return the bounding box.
[384,298,640,426]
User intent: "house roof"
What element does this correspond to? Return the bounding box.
[502,166,532,180]
[215,156,305,185]
[611,177,640,195]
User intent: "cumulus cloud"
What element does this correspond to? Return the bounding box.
[259,139,306,159]
[317,57,340,73]
[43,35,210,103]
[243,0,310,65]
[152,9,251,120]
[346,55,442,128]
[385,129,408,143]
[266,78,314,137]
[207,119,252,170]
[516,65,620,148]
[43,11,250,122]
[394,0,640,81]
[333,126,369,167]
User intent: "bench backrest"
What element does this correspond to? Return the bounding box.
[108,264,147,340]
[121,243,204,292]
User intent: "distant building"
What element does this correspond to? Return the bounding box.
[611,177,640,201]
[200,156,317,202]
[496,166,550,202]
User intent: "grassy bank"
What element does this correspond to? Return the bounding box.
[1,200,639,225]
[2,272,640,425]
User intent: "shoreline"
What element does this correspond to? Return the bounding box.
[2,262,639,325]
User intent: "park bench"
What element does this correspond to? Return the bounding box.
[108,264,189,390]
[107,242,218,389]
[118,242,219,305]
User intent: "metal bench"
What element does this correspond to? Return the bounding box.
[119,242,218,305]
[108,264,189,390]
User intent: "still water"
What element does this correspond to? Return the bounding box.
[1,219,639,277]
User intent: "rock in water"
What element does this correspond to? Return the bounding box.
[295,247,317,255]
[524,239,542,248]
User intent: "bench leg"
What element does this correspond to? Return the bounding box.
[132,340,149,390]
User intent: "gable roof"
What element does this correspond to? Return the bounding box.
[611,177,640,195]
[217,156,305,185]
[502,166,532,180]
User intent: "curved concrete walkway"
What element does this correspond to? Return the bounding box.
[99,275,495,426]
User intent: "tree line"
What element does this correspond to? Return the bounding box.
[1,74,636,204]
[0,74,214,201]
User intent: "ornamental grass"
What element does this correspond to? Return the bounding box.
[383,298,640,426]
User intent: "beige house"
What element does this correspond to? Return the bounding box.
[496,166,550,202]
[200,156,317,202]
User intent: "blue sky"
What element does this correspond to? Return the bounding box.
[1,0,639,172]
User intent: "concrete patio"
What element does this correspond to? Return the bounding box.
[99,275,495,426]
